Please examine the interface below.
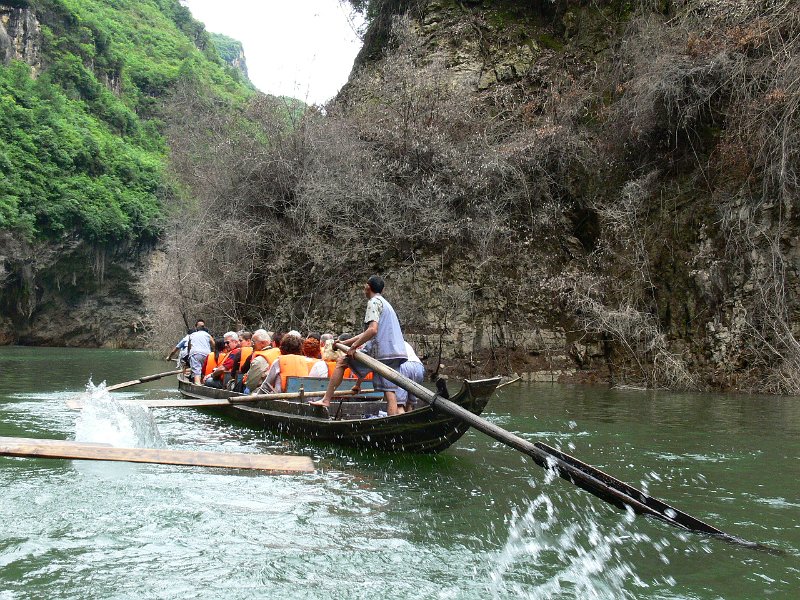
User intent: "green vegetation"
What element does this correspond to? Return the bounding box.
[209,33,242,65]
[0,0,252,242]
[0,61,162,240]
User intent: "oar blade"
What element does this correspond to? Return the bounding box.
[0,436,314,474]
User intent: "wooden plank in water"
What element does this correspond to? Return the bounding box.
[66,398,230,410]
[0,437,314,474]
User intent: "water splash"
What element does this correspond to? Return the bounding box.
[488,474,660,599]
[74,379,165,449]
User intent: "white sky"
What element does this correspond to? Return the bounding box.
[181,1,364,105]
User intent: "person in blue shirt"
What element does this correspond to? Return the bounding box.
[166,319,215,384]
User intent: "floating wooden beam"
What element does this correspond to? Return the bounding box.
[0,437,314,473]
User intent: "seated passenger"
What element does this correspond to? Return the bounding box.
[265,333,322,393]
[231,330,253,391]
[239,330,253,348]
[320,332,335,348]
[302,336,328,377]
[259,331,282,367]
[302,336,321,361]
[321,338,339,376]
[202,337,228,381]
[205,332,240,388]
[243,329,273,393]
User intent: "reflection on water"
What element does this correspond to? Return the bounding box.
[0,347,798,598]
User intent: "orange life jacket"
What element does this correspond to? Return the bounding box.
[243,349,273,385]
[279,354,312,391]
[203,351,229,378]
[250,349,273,362]
[238,346,253,371]
[263,347,281,367]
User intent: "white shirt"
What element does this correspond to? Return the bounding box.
[404,342,422,364]
[187,330,212,355]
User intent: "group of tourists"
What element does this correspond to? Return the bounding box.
[167,276,424,416]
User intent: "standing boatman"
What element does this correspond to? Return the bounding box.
[167,319,215,384]
[311,275,407,415]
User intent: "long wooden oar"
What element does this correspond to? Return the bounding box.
[496,375,521,389]
[338,343,770,549]
[0,436,314,473]
[66,389,357,410]
[66,398,231,410]
[228,389,356,403]
[106,370,184,391]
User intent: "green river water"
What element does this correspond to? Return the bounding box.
[0,347,798,599]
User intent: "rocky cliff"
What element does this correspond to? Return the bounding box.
[209,32,248,80]
[318,0,800,392]
[6,0,797,394]
[0,2,40,70]
[0,232,151,347]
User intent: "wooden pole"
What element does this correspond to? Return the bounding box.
[67,389,357,410]
[337,343,767,548]
[496,376,521,389]
[106,370,184,391]
[0,436,314,473]
[228,389,355,403]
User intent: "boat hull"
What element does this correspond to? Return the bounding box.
[177,375,499,453]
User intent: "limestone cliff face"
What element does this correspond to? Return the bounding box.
[0,2,41,72]
[209,32,249,80]
[0,233,152,347]
[337,0,800,392]
[228,44,248,80]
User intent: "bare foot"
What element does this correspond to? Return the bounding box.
[309,399,329,407]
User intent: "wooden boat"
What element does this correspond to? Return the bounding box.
[177,374,500,453]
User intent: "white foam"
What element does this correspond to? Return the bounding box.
[74,380,165,449]
[487,482,663,599]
